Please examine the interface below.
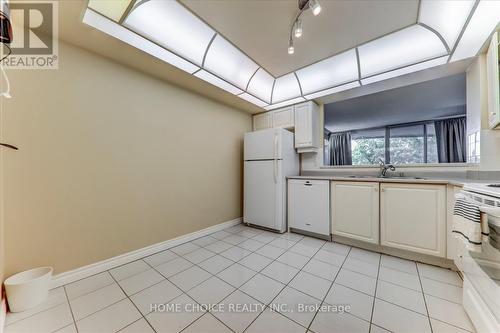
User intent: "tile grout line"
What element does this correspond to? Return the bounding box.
[174,228,282,333]
[368,255,382,333]
[3,226,269,331]
[129,227,275,329]
[107,269,160,333]
[175,232,268,333]
[416,262,434,333]
[174,228,450,333]
[306,246,354,332]
[189,231,309,331]
[61,287,79,333]
[115,317,148,333]
[10,224,467,333]
[239,237,327,332]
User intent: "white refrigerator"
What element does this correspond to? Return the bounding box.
[244,128,299,233]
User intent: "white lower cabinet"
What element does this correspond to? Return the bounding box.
[380,183,446,257]
[331,181,379,244]
[288,179,330,236]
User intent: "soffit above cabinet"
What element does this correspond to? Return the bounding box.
[79,0,500,112]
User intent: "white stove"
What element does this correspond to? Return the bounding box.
[457,183,500,332]
[464,183,500,198]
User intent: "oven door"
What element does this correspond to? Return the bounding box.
[481,206,500,250]
[462,205,500,327]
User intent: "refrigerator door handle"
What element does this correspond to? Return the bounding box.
[273,159,277,183]
[274,132,278,160]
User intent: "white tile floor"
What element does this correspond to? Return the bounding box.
[4,224,476,333]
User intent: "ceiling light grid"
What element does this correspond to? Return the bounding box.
[84,0,500,110]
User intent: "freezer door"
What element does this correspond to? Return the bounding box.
[244,160,279,230]
[244,128,283,160]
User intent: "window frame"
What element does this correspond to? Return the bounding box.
[329,118,456,166]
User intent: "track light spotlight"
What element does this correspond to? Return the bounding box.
[309,0,322,16]
[288,39,295,54]
[294,19,302,38]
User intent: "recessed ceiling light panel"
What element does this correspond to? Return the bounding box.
[124,0,215,66]
[204,35,260,90]
[419,0,475,50]
[296,49,359,95]
[361,56,448,85]
[194,70,243,95]
[246,68,275,104]
[265,97,306,111]
[451,0,500,62]
[272,73,302,104]
[304,81,360,100]
[358,25,448,77]
[83,9,199,74]
[238,93,268,107]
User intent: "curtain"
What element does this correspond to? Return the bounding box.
[328,132,352,165]
[434,117,466,163]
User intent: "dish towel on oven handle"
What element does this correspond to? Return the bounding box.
[452,196,489,252]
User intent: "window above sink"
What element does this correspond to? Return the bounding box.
[324,73,468,167]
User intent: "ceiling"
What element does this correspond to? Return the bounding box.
[324,73,466,133]
[180,0,419,77]
[37,1,498,113]
[53,0,263,114]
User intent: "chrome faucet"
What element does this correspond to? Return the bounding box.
[379,159,396,177]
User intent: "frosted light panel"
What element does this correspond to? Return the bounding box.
[124,0,215,66]
[265,97,306,111]
[194,70,243,95]
[238,93,268,108]
[83,9,198,74]
[304,81,360,100]
[451,1,500,62]
[296,49,359,94]
[246,68,274,103]
[358,25,447,77]
[419,0,475,49]
[204,35,260,90]
[272,73,302,103]
[361,56,448,85]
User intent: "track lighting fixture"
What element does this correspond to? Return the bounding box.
[294,19,302,38]
[288,39,295,54]
[288,0,322,54]
[309,0,322,16]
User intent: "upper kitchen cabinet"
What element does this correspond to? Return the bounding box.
[294,101,320,153]
[251,101,320,153]
[272,106,295,129]
[380,183,446,258]
[253,112,273,131]
[486,32,500,129]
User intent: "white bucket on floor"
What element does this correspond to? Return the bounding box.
[4,267,53,312]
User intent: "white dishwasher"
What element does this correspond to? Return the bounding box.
[288,179,330,237]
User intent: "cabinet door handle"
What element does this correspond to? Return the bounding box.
[306,223,311,226]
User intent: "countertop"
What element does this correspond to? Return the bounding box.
[287,175,498,187]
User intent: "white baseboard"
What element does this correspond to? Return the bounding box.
[0,296,6,333]
[51,218,242,288]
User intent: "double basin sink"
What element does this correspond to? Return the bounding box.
[345,175,425,180]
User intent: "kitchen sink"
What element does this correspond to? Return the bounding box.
[345,175,424,180]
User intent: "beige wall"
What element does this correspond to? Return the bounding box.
[466,54,500,171]
[1,41,251,276]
